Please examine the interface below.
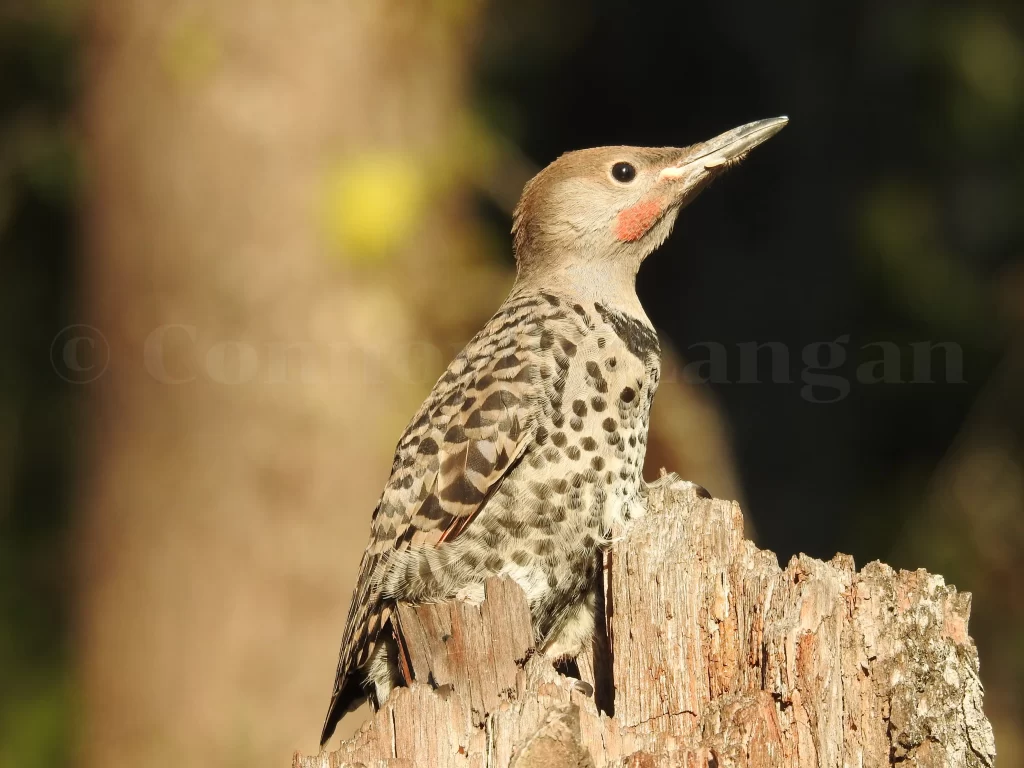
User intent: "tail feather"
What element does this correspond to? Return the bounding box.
[319,674,367,748]
[319,597,395,748]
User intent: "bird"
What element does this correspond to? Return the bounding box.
[319,116,788,747]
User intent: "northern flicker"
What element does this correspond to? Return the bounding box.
[319,117,788,747]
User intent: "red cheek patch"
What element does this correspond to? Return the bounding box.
[614,200,663,242]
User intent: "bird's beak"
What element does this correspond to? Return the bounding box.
[660,116,788,183]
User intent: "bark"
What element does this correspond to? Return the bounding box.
[295,475,996,768]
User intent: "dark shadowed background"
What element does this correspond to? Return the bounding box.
[1,0,1021,766]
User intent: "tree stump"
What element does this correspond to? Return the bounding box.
[294,475,997,767]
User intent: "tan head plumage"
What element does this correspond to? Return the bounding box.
[512,117,789,282]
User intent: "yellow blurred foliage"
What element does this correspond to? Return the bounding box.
[161,14,221,88]
[858,179,988,337]
[321,152,429,264]
[445,111,500,185]
[946,10,1023,114]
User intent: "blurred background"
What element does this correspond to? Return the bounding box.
[1,0,1021,766]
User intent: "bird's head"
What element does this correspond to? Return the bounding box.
[512,117,788,285]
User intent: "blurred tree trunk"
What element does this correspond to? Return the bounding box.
[78,2,486,766]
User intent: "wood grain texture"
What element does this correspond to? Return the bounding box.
[296,474,996,767]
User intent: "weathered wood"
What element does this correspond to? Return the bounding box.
[295,474,996,767]
[393,578,535,726]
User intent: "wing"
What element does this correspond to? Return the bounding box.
[319,292,548,745]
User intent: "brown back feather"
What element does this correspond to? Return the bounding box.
[319,291,546,746]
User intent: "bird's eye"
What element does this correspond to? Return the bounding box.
[611,162,637,183]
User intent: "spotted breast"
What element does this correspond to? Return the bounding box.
[319,288,660,744]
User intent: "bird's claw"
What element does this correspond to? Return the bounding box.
[570,679,594,697]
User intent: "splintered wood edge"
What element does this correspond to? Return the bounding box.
[295,480,995,768]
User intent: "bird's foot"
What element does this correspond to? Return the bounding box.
[552,658,594,698]
[569,679,594,697]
